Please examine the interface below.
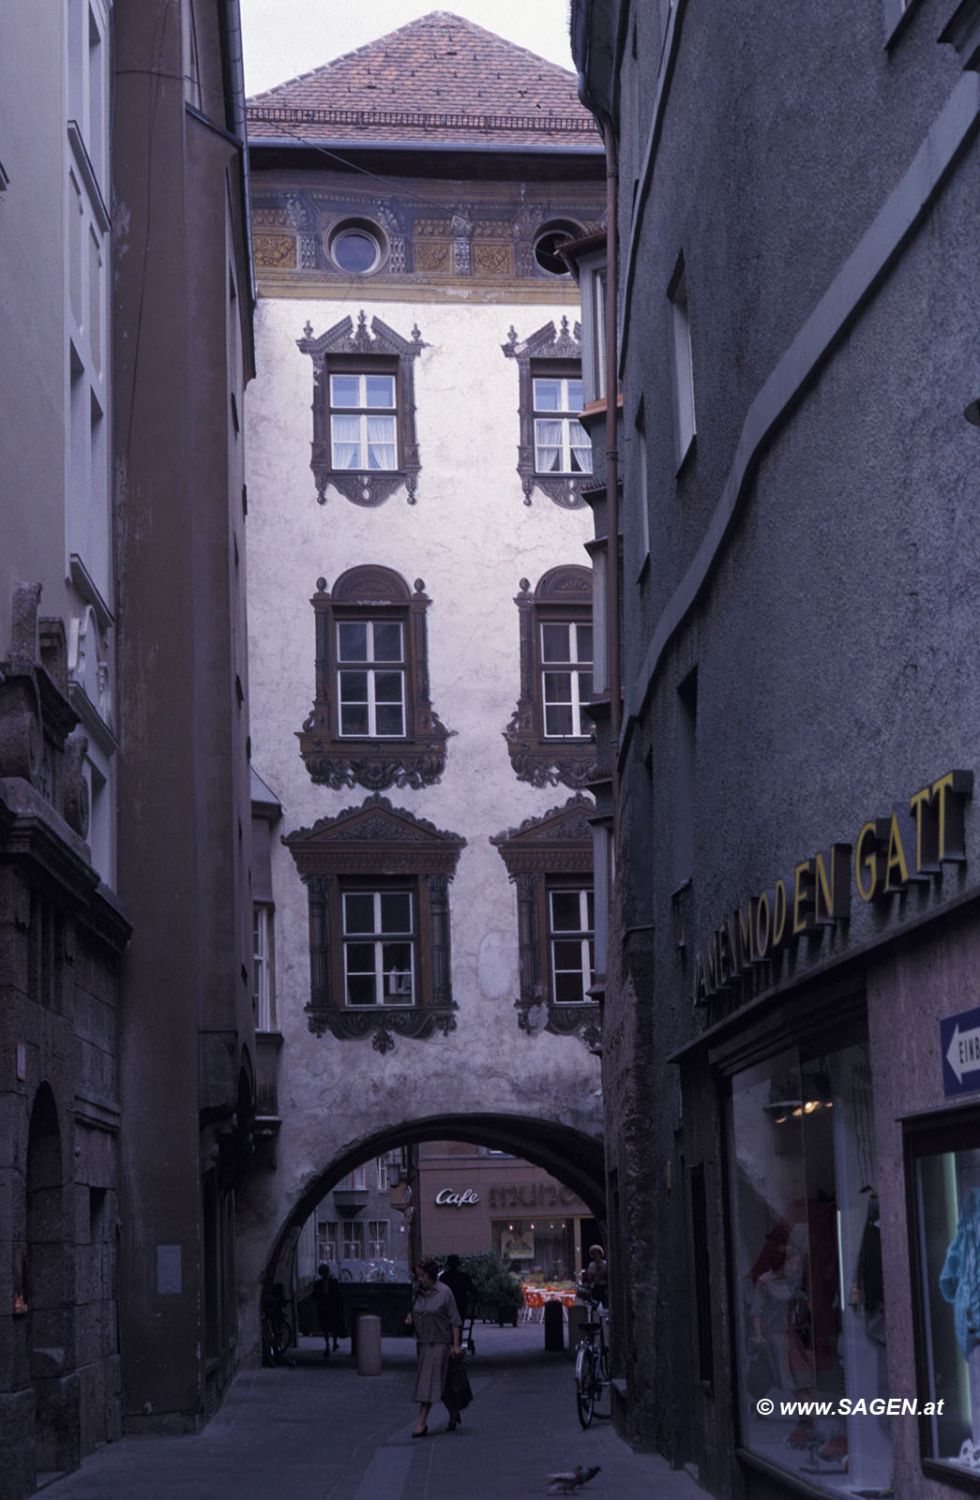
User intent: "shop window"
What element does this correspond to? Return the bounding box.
[491,796,599,1046]
[284,794,465,1052]
[505,566,596,790]
[907,1113,980,1478]
[298,310,423,507]
[298,567,452,792]
[728,1025,891,1493]
[492,1218,575,1279]
[502,317,590,508]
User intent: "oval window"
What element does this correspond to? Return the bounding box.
[330,222,384,275]
[533,220,584,276]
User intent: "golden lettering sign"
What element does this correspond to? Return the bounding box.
[694,771,973,1006]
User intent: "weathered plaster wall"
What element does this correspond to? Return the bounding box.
[244,293,603,1290]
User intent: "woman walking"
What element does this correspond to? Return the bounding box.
[406,1258,462,1436]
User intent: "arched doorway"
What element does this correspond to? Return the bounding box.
[26,1083,74,1477]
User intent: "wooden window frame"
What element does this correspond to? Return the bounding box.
[531,369,592,478]
[298,310,423,507]
[284,794,465,1052]
[502,317,590,509]
[547,883,595,1005]
[504,565,596,789]
[299,566,451,792]
[491,796,600,1046]
[328,363,400,473]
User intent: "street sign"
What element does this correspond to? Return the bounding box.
[941,1006,980,1097]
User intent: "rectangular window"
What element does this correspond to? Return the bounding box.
[342,889,415,1007]
[329,372,397,470]
[908,1114,980,1476]
[342,1220,364,1261]
[673,668,697,887]
[728,1028,890,1493]
[336,619,406,737]
[317,1220,339,1264]
[252,903,276,1030]
[541,621,593,738]
[668,258,696,470]
[367,1220,390,1259]
[532,376,592,475]
[338,1166,367,1191]
[548,886,594,1004]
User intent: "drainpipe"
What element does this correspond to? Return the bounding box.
[602,120,620,827]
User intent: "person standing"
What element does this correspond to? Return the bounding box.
[405,1258,462,1436]
[312,1262,345,1357]
[440,1254,477,1323]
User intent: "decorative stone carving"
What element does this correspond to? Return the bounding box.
[285,795,465,1049]
[298,569,452,791]
[504,568,597,789]
[298,312,424,507]
[502,317,588,509]
[491,796,600,1045]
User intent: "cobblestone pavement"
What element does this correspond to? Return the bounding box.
[41,1326,704,1500]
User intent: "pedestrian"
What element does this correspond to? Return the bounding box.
[440,1254,477,1322]
[312,1262,345,1357]
[582,1244,608,1306]
[405,1257,462,1436]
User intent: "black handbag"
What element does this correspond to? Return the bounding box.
[443,1355,473,1411]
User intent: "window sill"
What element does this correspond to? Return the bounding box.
[298,730,451,792]
[306,1004,458,1053]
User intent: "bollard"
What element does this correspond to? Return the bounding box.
[566,1303,588,1352]
[543,1298,564,1352]
[356,1313,382,1375]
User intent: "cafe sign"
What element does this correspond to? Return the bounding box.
[694,770,972,1006]
[434,1187,480,1208]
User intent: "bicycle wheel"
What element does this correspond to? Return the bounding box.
[575,1343,597,1428]
[273,1316,293,1359]
[594,1347,612,1419]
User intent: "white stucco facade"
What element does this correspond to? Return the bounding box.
[244,288,604,1271]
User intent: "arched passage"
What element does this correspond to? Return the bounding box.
[261,1113,604,1289]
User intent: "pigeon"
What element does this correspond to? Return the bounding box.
[546,1466,601,1494]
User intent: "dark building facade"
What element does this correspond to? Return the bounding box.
[571,3,980,1497]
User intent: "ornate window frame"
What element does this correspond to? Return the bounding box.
[490,796,600,1047]
[298,566,452,791]
[504,565,596,790]
[297,310,424,507]
[284,795,465,1053]
[502,317,589,509]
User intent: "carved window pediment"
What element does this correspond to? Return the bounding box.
[299,567,452,792]
[502,317,590,509]
[298,311,424,507]
[491,795,599,1047]
[285,795,465,1052]
[504,566,597,790]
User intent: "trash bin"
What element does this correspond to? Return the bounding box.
[544,1298,564,1351]
[356,1314,382,1375]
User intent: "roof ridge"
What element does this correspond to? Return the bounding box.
[246,9,577,104]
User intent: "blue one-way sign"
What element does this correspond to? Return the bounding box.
[941,1006,980,1097]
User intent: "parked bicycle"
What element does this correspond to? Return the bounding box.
[260,1285,294,1366]
[574,1291,611,1428]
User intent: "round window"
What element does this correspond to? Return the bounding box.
[533,220,584,276]
[330,222,384,275]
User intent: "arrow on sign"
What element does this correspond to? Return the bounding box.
[946,1024,980,1085]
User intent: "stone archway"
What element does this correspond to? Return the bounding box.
[26,1083,74,1478]
[260,1112,605,1290]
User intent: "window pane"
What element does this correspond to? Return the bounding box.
[330,374,360,407]
[374,671,404,704]
[553,939,586,971]
[570,419,593,475]
[330,413,361,469]
[555,970,585,1004]
[346,973,376,1007]
[532,378,562,412]
[375,704,405,737]
[382,942,413,1002]
[551,892,583,931]
[578,671,593,705]
[587,891,595,928]
[366,415,397,470]
[339,670,368,702]
[576,625,593,663]
[345,942,376,973]
[372,621,402,661]
[340,704,370,735]
[544,704,574,736]
[365,375,395,408]
[541,623,570,663]
[567,379,583,409]
[338,622,368,661]
[343,894,375,935]
[333,230,379,273]
[543,671,572,703]
[534,418,562,471]
[380,892,411,933]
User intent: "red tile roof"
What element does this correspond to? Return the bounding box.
[246,11,599,147]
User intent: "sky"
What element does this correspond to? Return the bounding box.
[240,0,576,97]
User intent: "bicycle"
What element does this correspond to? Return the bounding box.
[260,1303,294,1366]
[574,1293,611,1428]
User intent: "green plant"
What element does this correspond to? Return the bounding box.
[443,1251,523,1314]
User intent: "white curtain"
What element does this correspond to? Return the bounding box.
[535,418,563,472]
[331,413,360,469]
[367,415,397,470]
